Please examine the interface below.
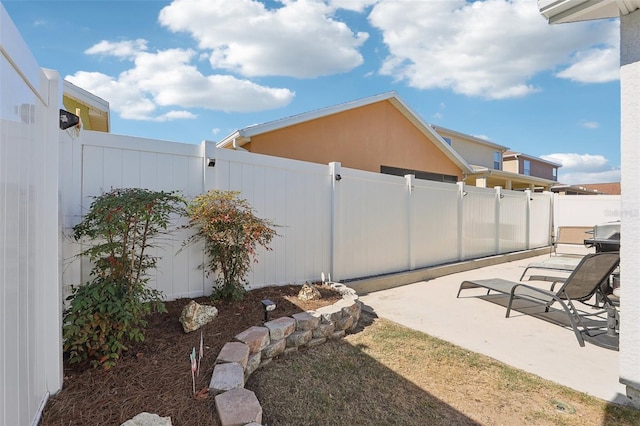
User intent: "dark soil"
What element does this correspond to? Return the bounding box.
[41,284,341,426]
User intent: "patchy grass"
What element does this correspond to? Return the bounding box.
[247,313,640,426]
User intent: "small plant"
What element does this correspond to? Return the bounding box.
[184,190,278,300]
[63,188,186,368]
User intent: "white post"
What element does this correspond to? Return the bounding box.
[619,9,640,406]
[495,186,502,254]
[43,68,63,398]
[406,174,415,270]
[329,162,342,282]
[524,189,532,250]
[457,181,465,261]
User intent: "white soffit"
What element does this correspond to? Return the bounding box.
[539,0,640,24]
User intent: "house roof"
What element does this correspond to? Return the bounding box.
[217,92,475,174]
[550,184,601,194]
[63,80,110,132]
[503,151,562,168]
[579,182,621,195]
[538,0,640,24]
[431,125,509,151]
[471,165,558,188]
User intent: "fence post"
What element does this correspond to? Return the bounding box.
[406,174,415,271]
[329,162,342,282]
[457,181,465,261]
[524,189,532,250]
[495,186,502,255]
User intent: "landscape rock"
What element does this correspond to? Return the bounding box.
[297,283,321,301]
[179,300,218,333]
[120,412,172,426]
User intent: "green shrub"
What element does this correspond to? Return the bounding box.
[184,190,278,300]
[63,188,185,369]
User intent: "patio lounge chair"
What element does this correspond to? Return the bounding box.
[456,252,620,347]
[519,255,583,281]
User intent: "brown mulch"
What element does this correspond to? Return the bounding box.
[41,284,342,426]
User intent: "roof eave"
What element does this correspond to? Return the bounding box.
[216,92,476,174]
[538,0,640,24]
[387,97,475,174]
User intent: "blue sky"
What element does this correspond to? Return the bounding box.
[3,0,622,184]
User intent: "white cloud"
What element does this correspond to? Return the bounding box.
[69,44,295,121]
[330,0,378,12]
[369,0,618,99]
[473,134,491,141]
[158,0,368,78]
[154,110,198,122]
[556,169,621,185]
[580,120,600,129]
[555,47,619,83]
[85,39,148,59]
[541,153,620,184]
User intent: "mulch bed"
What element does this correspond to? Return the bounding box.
[41,284,342,426]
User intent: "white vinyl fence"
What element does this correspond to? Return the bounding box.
[59,133,554,300]
[1,5,63,425]
[553,194,621,229]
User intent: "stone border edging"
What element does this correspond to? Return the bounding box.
[209,283,362,426]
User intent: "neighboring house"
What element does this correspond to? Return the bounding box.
[551,182,621,195]
[432,127,558,191]
[217,92,559,190]
[63,80,110,132]
[503,151,559,181]
[217,92,474,184]
[580,182,621,195]
[550,184,601,195]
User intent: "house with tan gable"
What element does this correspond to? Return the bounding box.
[218,92,472,183]
[218,92,559,191]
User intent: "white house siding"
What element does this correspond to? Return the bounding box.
[620,8,640,401]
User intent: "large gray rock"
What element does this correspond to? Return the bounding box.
[120,412,172,426]
[297,283,321,301]
[179,300,218,333]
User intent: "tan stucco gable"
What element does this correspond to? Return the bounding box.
[241,99,464,179]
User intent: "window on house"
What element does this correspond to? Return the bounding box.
[523,159,531,176]
[380,165,458,183]
[552,167,557,180]
[442,137,452,145]
[493,151,501,170]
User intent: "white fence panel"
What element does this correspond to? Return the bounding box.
[209,147,332,288]
[530,192,553,248]
[69,131,206,299]
[554,194,621,228]
[462,186,498,259]
[412,179,461,268]
[334,168,410,281]
[1,6,62,424]
[498,189,528,253]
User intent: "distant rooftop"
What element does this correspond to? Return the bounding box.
[579,182,621,195]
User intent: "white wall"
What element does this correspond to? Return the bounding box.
[1,4,62,425]
[553,194,622,229]
[620,8,640,402]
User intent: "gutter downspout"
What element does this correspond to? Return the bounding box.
[232,137,247,152]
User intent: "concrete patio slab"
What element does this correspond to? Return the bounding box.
[354,249,630,406]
